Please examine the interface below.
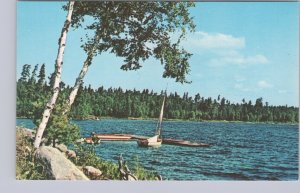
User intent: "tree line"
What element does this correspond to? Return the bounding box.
[17,64,299,123]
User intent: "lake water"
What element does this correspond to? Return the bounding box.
[17,118,299,180]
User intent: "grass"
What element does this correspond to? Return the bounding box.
[72,145,158,180]
[129,156,158,180]
[16,129,49,180]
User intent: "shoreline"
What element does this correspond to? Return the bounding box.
[75,116,299,126]
[17,116,298,126]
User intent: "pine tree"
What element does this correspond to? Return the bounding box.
[29,64,39,85]
[37,63,46,87]
[19,64,31,82]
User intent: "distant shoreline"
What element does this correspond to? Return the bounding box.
[79,116,299,125]
[17,116,298,126]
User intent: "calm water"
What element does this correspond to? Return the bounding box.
[17,118,299,180]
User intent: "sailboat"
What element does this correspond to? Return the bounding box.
[137,93,165,147]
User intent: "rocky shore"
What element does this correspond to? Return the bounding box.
[16,127,159,180]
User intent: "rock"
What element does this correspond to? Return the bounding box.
[56,144,68,153]
[82,166,102,179]
[66,150,76,158]
[127,174,138,181]
[17,127,35,139]
[35,146,89,180]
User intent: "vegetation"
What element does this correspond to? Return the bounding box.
[33,101,81,147]
[18,63,81,147]
[62,1,196,121]
[33,1,74,148]
[16,128,156,180]
[16,129,49,180]
[17,64,299,123]
[72,145,157,180]
[129,156,159,180]
[32,2,196,148]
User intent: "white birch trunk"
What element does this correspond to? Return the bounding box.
[34,1,75,148]
[64,37,98,114]
[66,53,93,109]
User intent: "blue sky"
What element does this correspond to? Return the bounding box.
[17,2,299,106]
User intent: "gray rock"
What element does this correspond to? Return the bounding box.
[66,150,76,158]
[17,127,35,139]
[56,144,68,153]
[35,146,89,180]
[127,174,138,181]
[82,166,102,179]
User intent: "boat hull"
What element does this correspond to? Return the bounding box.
[137,139,162,147]
[84,137,101,144]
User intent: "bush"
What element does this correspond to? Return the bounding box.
[33,96,81,147]
[128,156,158,180]
[72,145,119,179]
[72,145,158,180]
[16,129,49,180]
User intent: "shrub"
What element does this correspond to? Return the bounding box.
[33,96,81,147]
[72,145,158,180]
[16,129,49,180]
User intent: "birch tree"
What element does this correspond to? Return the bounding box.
[34,1,75,148]
[63,1,196,112]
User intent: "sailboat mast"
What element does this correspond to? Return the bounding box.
[156,92,166,137]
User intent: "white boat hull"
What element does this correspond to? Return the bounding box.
[137,135,162,147]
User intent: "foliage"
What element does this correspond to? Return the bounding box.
[44,105,81,147]
[72,145,119,180]
[17,64,299,123]
[72,145,157,180]
[19,64,31,82]
[32,95,80,147]
[16,129,49,180]
[37,63,46,87]
[63,1,195,83]
[128,156,157,180]
[17,63,80,147]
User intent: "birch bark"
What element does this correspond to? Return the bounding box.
[64,35,99,114]
[34,1,75,148]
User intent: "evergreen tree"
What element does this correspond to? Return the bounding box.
[17,64,299,124]
[37,63,46,87]
[29,64,39,85]
[19,64,31,82]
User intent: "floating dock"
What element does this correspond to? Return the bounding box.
[84,134,210,147]
[95,134,132,141]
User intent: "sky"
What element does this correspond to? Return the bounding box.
[17,2,299,106]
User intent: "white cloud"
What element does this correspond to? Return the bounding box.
[171,31,269,67]
[257,80,273,89]
[181,31,245,50]
[209,53,269,67]
[234,80,275,92]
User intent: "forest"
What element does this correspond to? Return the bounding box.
[17,64,299,123]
